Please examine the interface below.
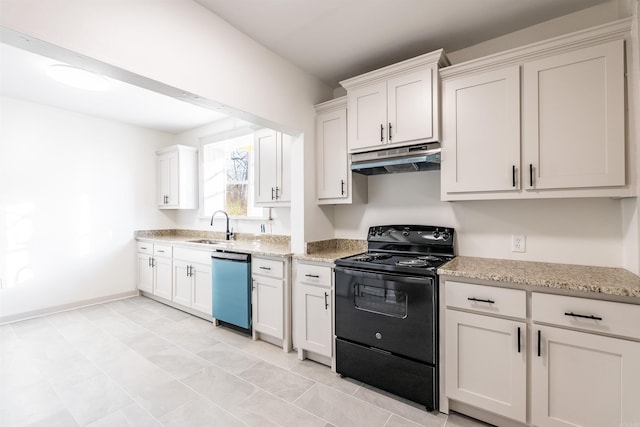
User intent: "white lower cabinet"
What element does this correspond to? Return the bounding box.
[443,280,640,427]
[251,256,291,351]
[152,245,173,300]
[172,247,212,316]
[531,293,640,427]
[531,325,640,427]
[445,282,527,423]
[293,261,333,363]
[252,274,283,338]
[446,310,526,422]
[136,243,154,293]
[136,243,172,299]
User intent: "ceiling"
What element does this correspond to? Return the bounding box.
[1,0,612,133]
[195,0,611,87]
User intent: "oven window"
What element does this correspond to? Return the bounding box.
[354,283,407,318]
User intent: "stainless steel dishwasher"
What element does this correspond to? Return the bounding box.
[211,251,251,332]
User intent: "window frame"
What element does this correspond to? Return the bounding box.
[198,128,271,221]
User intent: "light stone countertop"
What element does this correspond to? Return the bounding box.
[293,239,368,264]
[135,230,292,257]
[438,256,640,300]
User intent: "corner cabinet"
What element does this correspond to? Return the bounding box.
[293,260,333,366]
[254,129,291,206]
[441,20,634,200]
[251,256,291,351]
[340,49,449,153]
[156,145,198,209]
[314,97,367,205]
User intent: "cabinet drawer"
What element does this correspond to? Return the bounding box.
[173,247,212,265]
[297,262,332,287]
[137,242,153,255]
[445,281,526,319]
[532,293,640,340]
[153,244,172,258]
[252,257,284,279]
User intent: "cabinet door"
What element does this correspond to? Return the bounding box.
[137,253,154,293]
[153,256,173,300]
[172,260,192,307]
[317,108,348,200]
[531,325,640,427]
[157,151,179,207]
[252,275,283,339]
[191,262,212,315]
[446,310,526,423]
[276,133,291,202]
[295,283,332,357]
[442,66,521,194]
[347,81,387,152]
[254,129,278,203]
[523,40,625,190]
[387,67,434,144]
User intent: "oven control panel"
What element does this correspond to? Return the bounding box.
[368,225,454,245]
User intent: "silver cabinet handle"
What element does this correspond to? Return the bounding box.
[324,292,329,310]
[259,266,271,271]
[305,274,320,278]
[380,124,384,142]
[341,180,345,195]
[388,122,392,141]
[148,257,152,267]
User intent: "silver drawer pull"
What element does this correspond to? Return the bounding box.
[564,312,603,321]
[305,274,320,278]
[259,266,271,270]
[157,249,165,253]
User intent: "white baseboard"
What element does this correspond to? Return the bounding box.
[0,290,139,325]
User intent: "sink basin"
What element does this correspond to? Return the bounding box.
[187,239,222,245]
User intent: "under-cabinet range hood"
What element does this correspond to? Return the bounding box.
[350,143,441,175]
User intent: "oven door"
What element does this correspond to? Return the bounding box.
[334,266,436,364]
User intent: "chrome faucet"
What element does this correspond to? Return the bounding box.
[211,210,234,240]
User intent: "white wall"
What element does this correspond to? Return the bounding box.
[0,96,176,321]
[0,0,336,252]
[335,172,624,267]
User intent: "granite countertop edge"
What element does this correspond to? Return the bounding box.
[438,256,640,300]
[136,234,293,258]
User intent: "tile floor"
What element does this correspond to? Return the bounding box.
[0,296,492,427]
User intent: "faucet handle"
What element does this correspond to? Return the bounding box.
[228,228,235,239]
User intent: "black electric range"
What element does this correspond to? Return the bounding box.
[334,224,455,411]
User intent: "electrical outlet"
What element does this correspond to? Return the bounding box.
[511,235,526,253]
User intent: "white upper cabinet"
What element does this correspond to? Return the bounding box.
[156,145,198,209]
[254,129,291,206]
[522,40,625,190]
[442,66,521,194]
[441,20,633,200]
[341,50,449,153]
[315,97,367,205]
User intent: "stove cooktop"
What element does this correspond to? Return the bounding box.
[335,225,455,276]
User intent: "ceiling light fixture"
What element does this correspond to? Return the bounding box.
[47,64,112,91]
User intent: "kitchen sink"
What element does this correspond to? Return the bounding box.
[187,239,222,244]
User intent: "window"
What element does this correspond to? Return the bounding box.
[201,132,267,218]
